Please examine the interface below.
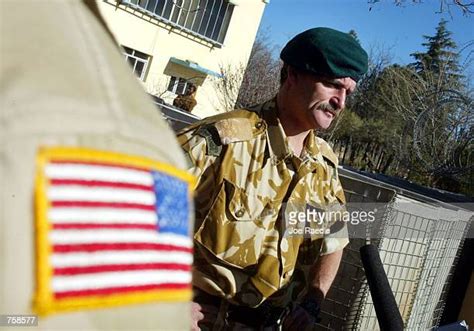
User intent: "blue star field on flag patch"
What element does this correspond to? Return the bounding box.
[153,171,190,236]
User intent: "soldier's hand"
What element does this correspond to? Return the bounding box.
[282,305,317,331]
[191,302,204,331]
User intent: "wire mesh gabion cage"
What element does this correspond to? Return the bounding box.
[316,168,473,330]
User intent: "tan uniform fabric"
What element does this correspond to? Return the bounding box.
[1,1,191,329]
[178,98,349,308]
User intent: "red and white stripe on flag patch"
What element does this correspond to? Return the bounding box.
[33,147,195,316]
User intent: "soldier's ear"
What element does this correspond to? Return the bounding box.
[286,65,300,86]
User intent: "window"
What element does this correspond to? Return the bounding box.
[167,76,192,94]
[124,0,234,46]
[122,46,150,81]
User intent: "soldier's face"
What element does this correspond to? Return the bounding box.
[289,71,356,130]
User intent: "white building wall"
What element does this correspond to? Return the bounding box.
[97,0,267,118]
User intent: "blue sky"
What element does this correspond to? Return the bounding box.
[259,0,473,72]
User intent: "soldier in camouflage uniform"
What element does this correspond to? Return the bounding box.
[178,28,368,330]
[173,84,198,112]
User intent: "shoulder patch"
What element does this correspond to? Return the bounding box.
[195,125,222,156]
[33,147,194,316]
[214,117,254,144]
[315,137,339,167]
[183,109,265,149]
[196,109,265,146]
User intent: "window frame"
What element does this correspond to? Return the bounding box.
[167,76,192,95]
[122,46,151,81]
[123,0,234,47]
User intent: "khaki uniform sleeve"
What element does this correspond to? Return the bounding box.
[177,127,219,184]
[320,166,349,255]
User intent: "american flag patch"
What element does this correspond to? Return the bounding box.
[33,147,195,316]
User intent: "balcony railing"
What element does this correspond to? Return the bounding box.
[122,0,234,47]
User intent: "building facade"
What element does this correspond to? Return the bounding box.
[97,0,268,118]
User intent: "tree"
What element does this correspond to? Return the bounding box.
[348,29,361,44]
[410,19,464,88]
[211,31,281,111]
[327,45,402,174]
[212,61,247,112]
[328,29,473,194]
[407,19,472,187]
[372,21,474,191]
[236,31,281,108]
[368,0,474,15]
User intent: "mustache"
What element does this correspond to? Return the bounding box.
[318,103,337,114]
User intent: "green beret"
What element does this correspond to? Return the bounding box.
[280,27,368,82]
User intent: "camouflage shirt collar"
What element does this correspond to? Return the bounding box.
[256,97,322,163]
[302,130,321,162]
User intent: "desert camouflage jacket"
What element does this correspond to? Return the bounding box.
[177,98,348,307]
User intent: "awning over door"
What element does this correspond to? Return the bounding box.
[169,57,222,78]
